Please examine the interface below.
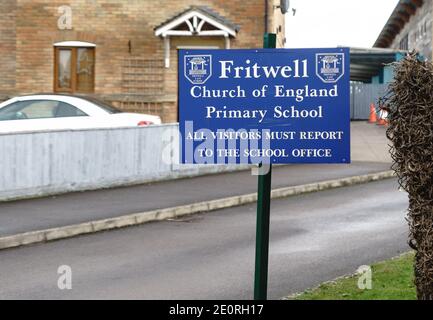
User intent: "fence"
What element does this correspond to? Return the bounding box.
[0,124,249,201]
[350,83,388,120]
[0,83,388,201]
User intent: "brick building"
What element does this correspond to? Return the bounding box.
[0,0,285,123]
[374,0,432,61]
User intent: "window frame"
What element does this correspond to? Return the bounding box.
[54,46,95,93]
[399,34,409,51]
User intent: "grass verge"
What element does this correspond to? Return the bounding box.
[293,252,416,300]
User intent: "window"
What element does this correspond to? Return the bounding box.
[414,17,430,42]
[400,34,409,50]
[54,47,95,93]
[0,100,87,121]
[417,21,425,41]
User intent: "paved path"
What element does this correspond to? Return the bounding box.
[0,161,390,237]
[0,179,408,299]
[351,121,390,163]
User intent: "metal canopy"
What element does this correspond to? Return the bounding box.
[348,47,407,82]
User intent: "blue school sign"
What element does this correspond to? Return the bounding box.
[178,48,350,164]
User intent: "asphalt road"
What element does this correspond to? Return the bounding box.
[0,161,390,237]
[0,178,408,300]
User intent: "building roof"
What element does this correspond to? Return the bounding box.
[154,6,240,35]
[348,47,408,82]
[374,0,424,48]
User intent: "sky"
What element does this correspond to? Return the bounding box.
[285,0,400,48]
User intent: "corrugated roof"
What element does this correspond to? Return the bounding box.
[374,0,424,48]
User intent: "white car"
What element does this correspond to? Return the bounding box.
[0,94,161,133]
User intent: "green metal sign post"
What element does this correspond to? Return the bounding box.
[253,33,276,300]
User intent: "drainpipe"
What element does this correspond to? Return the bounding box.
[264,0,268,34]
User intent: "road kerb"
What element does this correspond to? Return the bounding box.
[0,170,395,250]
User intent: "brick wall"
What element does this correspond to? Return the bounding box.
[0,0,17,95]
[161,0,285,121]
[1,0,285,122]
[270,0,286,48]
[390,0,433,60]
